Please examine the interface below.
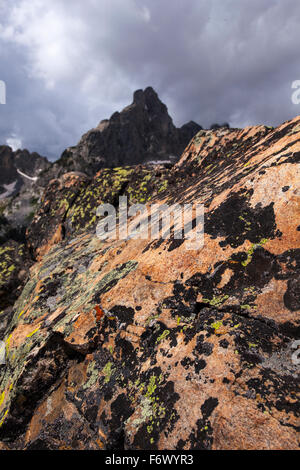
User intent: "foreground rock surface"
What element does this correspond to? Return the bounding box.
[0,117,299,450]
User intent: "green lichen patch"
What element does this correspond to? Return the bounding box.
[102,361,115,384]
[202,295,229,307]
[241,238,269,267]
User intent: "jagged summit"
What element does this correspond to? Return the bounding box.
[133,86,158,104]
[52,87,202,177]
[132,86,167,113]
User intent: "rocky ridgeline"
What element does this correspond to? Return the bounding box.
[45,87,202,179]
[0,146,49,246]
[0,115,299,450]
[0,146,49,190]
[0,87,200,239]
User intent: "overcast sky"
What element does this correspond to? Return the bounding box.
[0,0,300,161]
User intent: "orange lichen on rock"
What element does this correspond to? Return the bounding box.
[94,305,105,322]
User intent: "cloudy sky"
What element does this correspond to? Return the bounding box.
[0,0,300,160]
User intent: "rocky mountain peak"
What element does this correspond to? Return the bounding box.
[51,87,202,177]
[133,86,159,106]
[133,86,167,115]
[133,88,145,105]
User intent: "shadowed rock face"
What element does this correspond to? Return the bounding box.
[0,116,299,450]
[48,87,202,177]
[0,146,49,191]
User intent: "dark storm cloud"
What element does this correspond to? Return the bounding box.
[0,0,299,160]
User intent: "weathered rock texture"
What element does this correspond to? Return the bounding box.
[0,116,299,450]
[47,87,202,178]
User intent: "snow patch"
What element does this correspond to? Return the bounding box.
[0,180,17,199]
[17,168,38,182]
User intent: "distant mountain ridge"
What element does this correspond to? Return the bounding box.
[0,87,203,238]
[1,87,203,190]
[48,86,202,178]
[1,87,233,193]
[0,146,49,198]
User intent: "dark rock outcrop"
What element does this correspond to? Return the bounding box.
[0,146,50,234]
[0,239,32,312]
[0,146,49,194]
